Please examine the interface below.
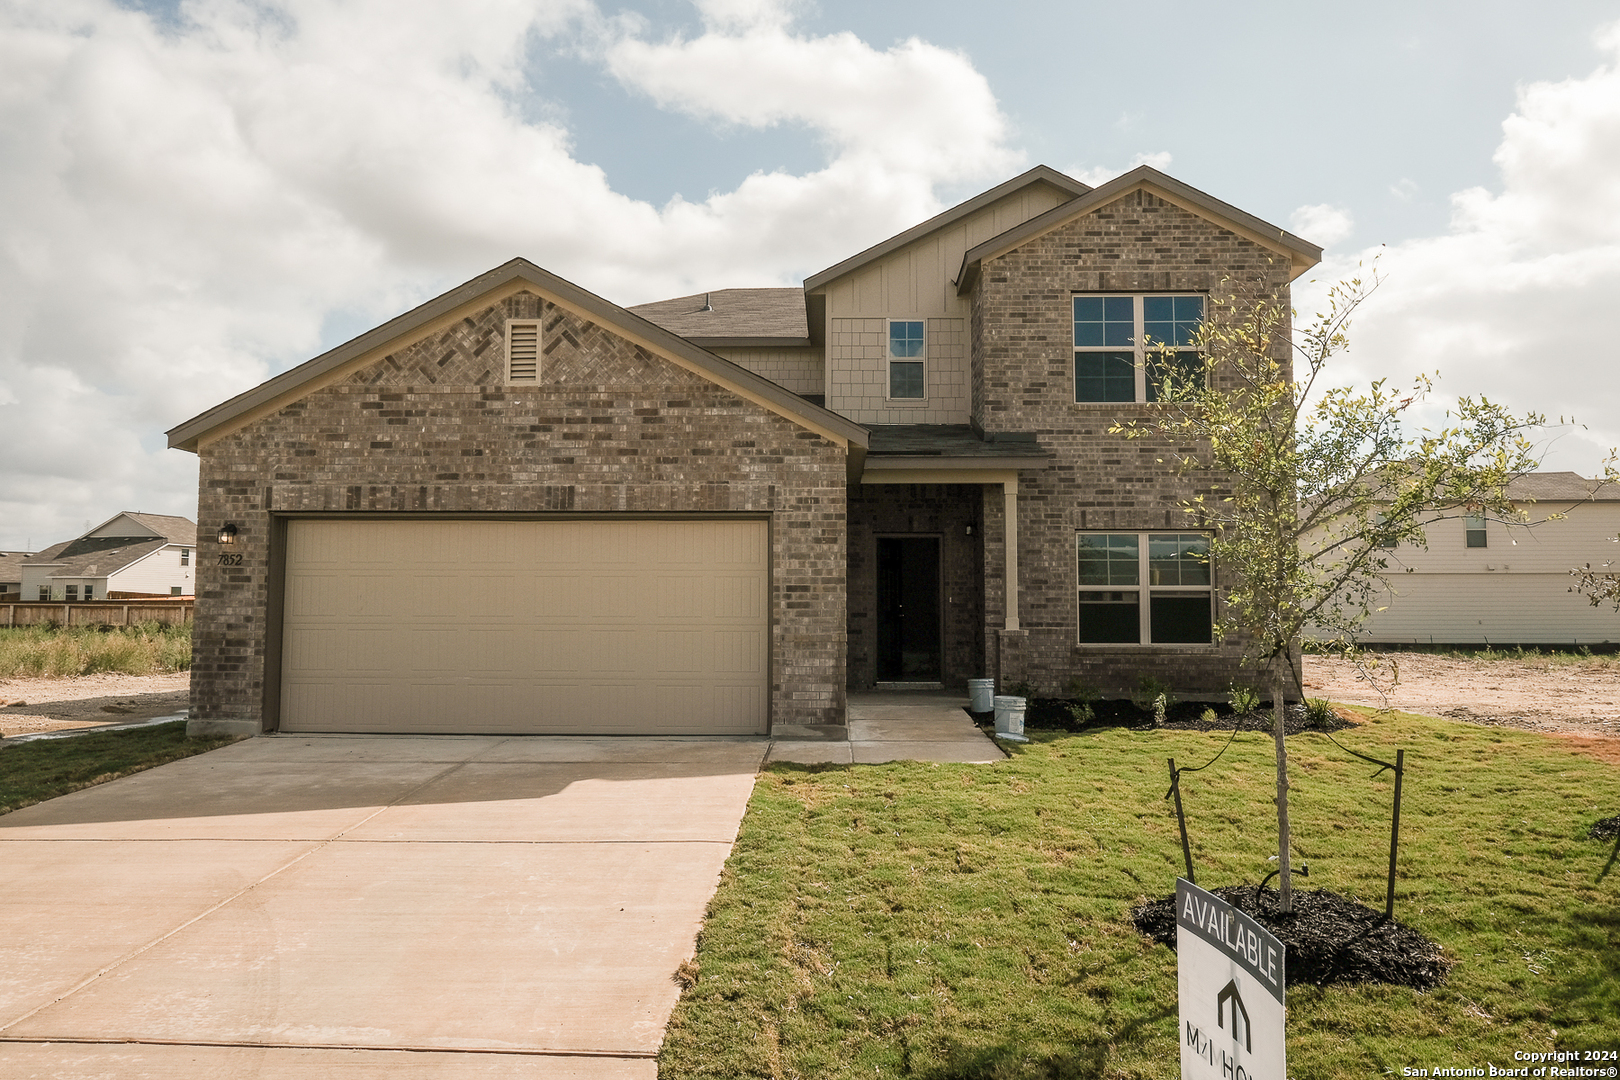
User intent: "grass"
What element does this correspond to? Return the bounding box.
[0,721,239,816]
[660,711,1620,1079]
[0,622,192,678]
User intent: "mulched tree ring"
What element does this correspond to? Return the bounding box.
[1591,814,1620,841]
[1132,884,1451,990]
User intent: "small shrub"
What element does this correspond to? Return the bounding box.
[1067,702,1096,725]
[1200,706,1219,723]
[1227,683,1261,715]
[1304,697,1338,728]
[1007,680,1037,701]
[1131,675,1177,715]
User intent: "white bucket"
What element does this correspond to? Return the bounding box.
[993,695,1027,740]
[968,678,996,713]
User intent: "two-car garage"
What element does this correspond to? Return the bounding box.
[275,518,770,736]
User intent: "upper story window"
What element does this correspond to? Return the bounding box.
[1073,294,1205,403]
[1077,532,1213,644]
[887,320,925,400]
[1465,513,1487,548]
[180,548,191,566]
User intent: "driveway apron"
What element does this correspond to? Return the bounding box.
[0,734,766,1078]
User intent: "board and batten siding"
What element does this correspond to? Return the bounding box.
[820,184,1070,422]
[1338,503,1620,645]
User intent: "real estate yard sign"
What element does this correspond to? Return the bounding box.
[1177,878,1286,1080]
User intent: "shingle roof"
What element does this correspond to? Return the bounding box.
[627,288,808,343]
[22,513,196,579]
[24,538,169,579]
[1506,472,1620,502]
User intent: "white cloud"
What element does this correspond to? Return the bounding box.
[1299,22,1620,479]
[1068,151,1173,189]
[1290,204,1354,248]
[0,0,1020,549]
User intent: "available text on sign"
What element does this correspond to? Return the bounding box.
[1177,878,1286,1080]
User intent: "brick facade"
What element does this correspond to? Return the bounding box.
[845,484,984,691]
[192,289,848,731]
[972,189,1293,696]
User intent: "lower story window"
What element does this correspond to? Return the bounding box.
[1077,532,1212,644]
[65,585,78,601]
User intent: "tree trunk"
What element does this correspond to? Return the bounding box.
[1272,660,1293,913]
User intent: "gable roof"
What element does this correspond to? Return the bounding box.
[1506,471,1620,502]
[167,259,867,457]
[955,165,1324,294]
[802,165,1092,293]
[22,513,195,579]
[628,288,809,346]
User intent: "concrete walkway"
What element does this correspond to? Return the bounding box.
[0,734,767,1078]
[767,691,1004,765]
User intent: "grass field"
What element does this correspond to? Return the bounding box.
[0,720,239,816]
[0,623,192,678]
[660,710,1620,1079]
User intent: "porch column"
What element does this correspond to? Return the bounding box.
[1002,476,1019,631]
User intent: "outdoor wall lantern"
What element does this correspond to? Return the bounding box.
[217,523,239,545]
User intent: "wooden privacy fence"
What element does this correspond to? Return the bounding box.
[0,599,194,628]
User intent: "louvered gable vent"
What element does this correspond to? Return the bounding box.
[506,320,540,382]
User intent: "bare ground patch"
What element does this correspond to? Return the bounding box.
[1304,652,1620,742]
[0,672,190,737]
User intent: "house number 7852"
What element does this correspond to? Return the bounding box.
[218,553,244,566]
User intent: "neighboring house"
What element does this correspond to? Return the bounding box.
[1348,473,1620,647]
[21,513,197,601]
[0,551,35,597]
[168,164,1322,737]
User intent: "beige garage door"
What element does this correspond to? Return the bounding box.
[279,519,769,735]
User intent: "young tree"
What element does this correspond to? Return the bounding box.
[1114,267,1545,912]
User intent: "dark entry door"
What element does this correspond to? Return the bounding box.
[876,537,941,681]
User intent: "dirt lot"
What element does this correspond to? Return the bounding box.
[1305,651,1620,765]
[0,672,190,737]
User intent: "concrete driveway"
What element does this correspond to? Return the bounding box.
[0,734,767,1078]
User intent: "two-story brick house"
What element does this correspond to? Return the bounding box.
[169,165,1320,737]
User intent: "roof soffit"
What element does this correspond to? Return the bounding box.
[802,165,1092,293]
[167,260,866,454]
[955,167,1325,295]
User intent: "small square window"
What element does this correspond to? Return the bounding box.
[1465,513,1487,548]
[171,586,182,596]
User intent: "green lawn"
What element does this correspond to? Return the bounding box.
[0,721,239,815]
[660,711,1620,1079]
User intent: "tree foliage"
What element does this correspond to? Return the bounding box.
[1113,266,1546,910]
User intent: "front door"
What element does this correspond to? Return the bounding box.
[876,537,941,682]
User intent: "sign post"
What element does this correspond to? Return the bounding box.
[1176,879,1286,1080]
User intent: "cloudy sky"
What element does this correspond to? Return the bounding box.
[2,0,1618,550]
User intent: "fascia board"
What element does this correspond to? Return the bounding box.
[863,455,1047,472]
[168,259,867,453]
[955,167,1325,295]
[861,467,1021,486]
[802,166,1091,294]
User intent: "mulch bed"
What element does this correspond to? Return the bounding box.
[970,698,1355,736]
[1591,814,1620,841]
[1132,885,1451,990]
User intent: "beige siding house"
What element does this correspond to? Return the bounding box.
[171,164,1324,737]
[1349,473,1620,647]
[21,513,196,601]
